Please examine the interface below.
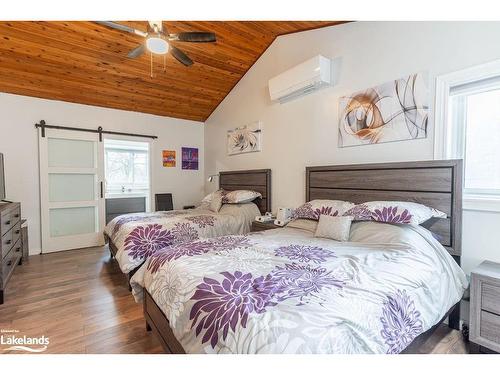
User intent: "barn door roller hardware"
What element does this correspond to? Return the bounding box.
[35,120,158,141]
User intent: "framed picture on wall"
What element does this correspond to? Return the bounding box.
[338,72,429,147]
[227,121,262,155]
[181,147,199,170]
[162,150,176,167]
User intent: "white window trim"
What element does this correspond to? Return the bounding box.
[103,134,153,212]
[434,59,500,213]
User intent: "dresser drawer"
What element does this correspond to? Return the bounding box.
[482,283,500,316]
[2,241,21,287]
[480,311,500,345]
[1,222,21,259]
[1,205,20,236]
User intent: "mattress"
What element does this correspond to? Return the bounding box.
[104,203,260,274]
[132,221,468,354]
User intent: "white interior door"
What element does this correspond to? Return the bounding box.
[39,129,105,253]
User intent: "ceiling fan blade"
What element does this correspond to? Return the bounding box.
[170,46,193,66]
[95,21,148,37]
[173,32,216,43]
[127,44,145,58]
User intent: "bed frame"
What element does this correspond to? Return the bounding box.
[105,168,271,287]
[143,160,464,354]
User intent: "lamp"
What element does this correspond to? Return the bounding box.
[207,174,219,183]
[146,35,169,55]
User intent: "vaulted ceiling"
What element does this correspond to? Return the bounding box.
[0,21,345,122]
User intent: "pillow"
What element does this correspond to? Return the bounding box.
[292,199,355,221]
[221,190,262,204]
[315,215,353,241]
[209,191,223,212]
[201,192,215,204]
[200,190,220,209]
[286,219,318,233]
[344,201,446,225]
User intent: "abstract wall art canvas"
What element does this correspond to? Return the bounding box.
[181,147,198,170]
[162,150,176,167]
[227,121,262,155]
[338,73,429,147]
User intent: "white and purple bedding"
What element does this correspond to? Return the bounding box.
[131,221,467,354]
[104,203,260,274]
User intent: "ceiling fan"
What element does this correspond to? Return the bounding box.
[95,21,216,67]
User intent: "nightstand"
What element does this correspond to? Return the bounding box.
[251,220,280,232]
[470,261,500,354]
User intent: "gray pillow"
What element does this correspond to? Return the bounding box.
[315,215,353,242]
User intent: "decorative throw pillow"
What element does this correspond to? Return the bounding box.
[315,215,353,242]
[222,190,262,204]
[209,191,224,212]
[200,190,221,209]
[292,199,355,221]
[344,201,446,225]
[201,192,216,204]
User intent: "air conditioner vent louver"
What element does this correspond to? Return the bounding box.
[269,55,332,103]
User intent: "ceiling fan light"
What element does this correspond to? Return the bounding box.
[146,36,169,55]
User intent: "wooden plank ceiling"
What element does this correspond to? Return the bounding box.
[0,21,344,122]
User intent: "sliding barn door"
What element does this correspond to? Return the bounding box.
[39,129,105,253]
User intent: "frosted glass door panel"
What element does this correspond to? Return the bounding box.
[48,138,95,168]
[49,207,96,237]
[49,174,95,202]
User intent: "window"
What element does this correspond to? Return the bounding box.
[104,139,150,195]
[435,60,500,212]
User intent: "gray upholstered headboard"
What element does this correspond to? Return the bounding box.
[219,169,271,215]
[306,160,463,258]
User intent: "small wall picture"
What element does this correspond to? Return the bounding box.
[338,72,429,147]
[227,121,262,155]
[162,150,176,167]
[181,147,199,170]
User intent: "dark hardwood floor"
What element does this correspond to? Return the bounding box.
[0,246,468,354]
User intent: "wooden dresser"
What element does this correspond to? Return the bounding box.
[470,261,500,353]
[0,202,23,304]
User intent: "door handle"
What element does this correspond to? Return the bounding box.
[100,181,104,199]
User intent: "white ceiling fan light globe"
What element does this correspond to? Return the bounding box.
[146,36,169,55]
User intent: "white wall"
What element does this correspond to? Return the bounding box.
[204,21,500,275]
[0,93,204,255]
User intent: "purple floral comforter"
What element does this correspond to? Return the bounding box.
[132,222,467,354]
[104,204,260,273]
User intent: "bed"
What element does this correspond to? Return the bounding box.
[136,160,467,354]
[104,169,271,283]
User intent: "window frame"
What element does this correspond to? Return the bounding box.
[434,59,500,213]
[104,147,149,193]
[102,136,153,212]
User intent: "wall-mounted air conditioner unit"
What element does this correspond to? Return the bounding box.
[268,55,331,103]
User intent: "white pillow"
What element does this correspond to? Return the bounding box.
[222,190,262,204]
[315,215,353,242]
[201,192,215,203]
[344,201,446,225]
[209,192,223,212]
